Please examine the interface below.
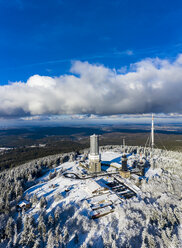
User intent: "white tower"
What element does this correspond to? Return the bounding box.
[90,134,99,155]
[89,134,101,173]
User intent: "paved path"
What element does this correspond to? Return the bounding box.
[63,171,119,179]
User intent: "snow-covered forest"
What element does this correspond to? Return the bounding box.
[0,146,182,248]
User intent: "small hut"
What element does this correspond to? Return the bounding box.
[17,199,31,211]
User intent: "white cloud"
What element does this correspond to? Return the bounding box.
[1,55,182,117]
[125,50,133,56]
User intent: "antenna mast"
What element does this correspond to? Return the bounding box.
[123,137,125,147]
[151,114,154,149]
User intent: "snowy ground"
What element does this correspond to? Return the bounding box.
[15,149,180,247]
[25,151,127,218]
[2,147,181,248]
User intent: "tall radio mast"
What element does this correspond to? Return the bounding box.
[151,114,154,149]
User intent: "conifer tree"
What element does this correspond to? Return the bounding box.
[5,217,15,239]
[40,196,47,208]
[46,230,57,248]
[48,214,54,228]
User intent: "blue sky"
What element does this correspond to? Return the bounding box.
[1,0,182,84]
[0,0,182,122]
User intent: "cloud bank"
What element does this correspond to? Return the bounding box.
[1,55,182,117]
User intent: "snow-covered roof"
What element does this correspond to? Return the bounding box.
[110,162,121,169]
[18,199,30,207]
[86,179,101,194]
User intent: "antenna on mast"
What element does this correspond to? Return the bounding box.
[121,137,126,154]
[123,137,125,148]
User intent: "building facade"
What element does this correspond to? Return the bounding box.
[88,134,101,173]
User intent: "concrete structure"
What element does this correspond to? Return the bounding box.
[119,170,130,179]
[90,134,99,155]
[89,134,101,173]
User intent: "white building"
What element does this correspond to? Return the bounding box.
[88,134,101,173]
